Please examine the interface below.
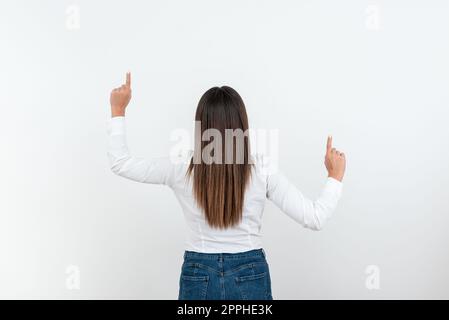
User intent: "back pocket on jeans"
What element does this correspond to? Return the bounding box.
[179,275,209,300]
[235,272,269,300]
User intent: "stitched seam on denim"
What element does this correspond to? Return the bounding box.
[184,249,264,260]
[222,251,264,260]
[236,271,267,282]
[181,275,209,281]
[180,275,209,300]
[183,262,221,275]
[203,278,209,300]
[225,261,267,276]
[265,272,268,299]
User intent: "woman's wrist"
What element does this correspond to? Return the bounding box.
[111,106,126,117]
[328,173,343,182]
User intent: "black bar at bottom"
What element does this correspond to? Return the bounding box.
[1,300,447,319]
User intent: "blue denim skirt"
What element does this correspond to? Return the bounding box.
[178,248,273,300]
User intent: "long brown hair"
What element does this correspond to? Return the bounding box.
[187,86,252,229]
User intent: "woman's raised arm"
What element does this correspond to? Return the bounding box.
[107,73,176,186]
[266,136,346,230]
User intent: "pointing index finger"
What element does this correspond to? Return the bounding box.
[126,72,131,87]
[326,135,332,153]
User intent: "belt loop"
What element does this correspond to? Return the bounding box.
[261,248,266,258]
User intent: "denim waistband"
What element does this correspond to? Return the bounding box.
[184,248,266,260]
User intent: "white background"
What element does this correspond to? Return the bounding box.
[1,0,448,299]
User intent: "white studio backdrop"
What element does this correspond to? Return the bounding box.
[1,0,448,299]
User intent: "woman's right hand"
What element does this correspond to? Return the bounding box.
[110,72,132,117]
[324,136,346,182]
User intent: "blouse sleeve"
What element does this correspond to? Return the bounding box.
[266,169,343,231]
[106,116,176,187]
